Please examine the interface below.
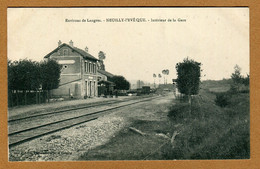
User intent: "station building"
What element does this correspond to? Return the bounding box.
[44,40,99,99]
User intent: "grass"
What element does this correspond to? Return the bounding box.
[79,80,250,160]
[164,84,250,159]
[79,120,173,160]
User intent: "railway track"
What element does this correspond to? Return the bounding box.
[8,95,160,148]
[8,96,149,123]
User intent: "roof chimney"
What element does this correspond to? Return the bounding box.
[58,40,62,46]
[85,46,88,52]
[69,40,73,47]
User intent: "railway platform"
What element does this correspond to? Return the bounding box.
[8,96,131,120]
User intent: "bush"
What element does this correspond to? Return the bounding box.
[239,89,250,93]
[215,93,230,107]
[228,84,238,94]
[168,103,190,119]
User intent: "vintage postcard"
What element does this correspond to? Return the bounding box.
[2,4,259,169]
[7,7,250,161]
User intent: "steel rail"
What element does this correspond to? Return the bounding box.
[9,96,160,148]
[9,100,119,123]
[9,115,99,148]
[8,95,150,123]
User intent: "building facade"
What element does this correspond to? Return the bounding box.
[44,40,99,99]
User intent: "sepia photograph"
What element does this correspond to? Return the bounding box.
[7,7,249,161]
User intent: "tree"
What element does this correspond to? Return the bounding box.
[98,51,106,70]
[176,57,201,104]
[231,65,243,85]
[111,75,130,90]
[11,59,42,105]
[162,70,166,84]
[98,51,106,60]
[165,69,169,84]
[40,60,62,102]
[230,65,250,92]
[243,74,250,86]
[158,74,162,84]
[8,60,16,106]
[12,59,41,91]
[7,59,62,106]
[8,60,15,91]
[153,73,157,88]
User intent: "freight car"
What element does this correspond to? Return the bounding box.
[141,86,151,94]
[137,86,151,95]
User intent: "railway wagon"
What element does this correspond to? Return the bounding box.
[136,86,151,96]
[142,86,151,94]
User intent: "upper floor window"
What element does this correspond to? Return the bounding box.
[63,49,68,56]
[85,61,97,74]
[88,62,91,73]
[85,62,88,73]
[94,64,96,73]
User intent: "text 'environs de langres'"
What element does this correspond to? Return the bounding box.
[65,19,102,23]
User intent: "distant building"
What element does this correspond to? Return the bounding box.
[44,40,99,99]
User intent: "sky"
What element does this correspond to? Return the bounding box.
[7,8,249,83]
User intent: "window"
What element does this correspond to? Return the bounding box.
[94,64,96,73]
[62,65,68,71]
[86,62,96,73]
[88,63,91,73]
[85,62,88,72]
[63,49,68,56]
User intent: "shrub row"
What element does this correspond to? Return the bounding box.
[8,59,62,106]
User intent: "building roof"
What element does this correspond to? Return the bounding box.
[44,43,98,61]
[97,69,114,78]
[98,80,115,86]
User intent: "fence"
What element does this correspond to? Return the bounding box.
[8,90,48,107]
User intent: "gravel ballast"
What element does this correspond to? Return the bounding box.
[9,114,127,161]
[9,94,174,161]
